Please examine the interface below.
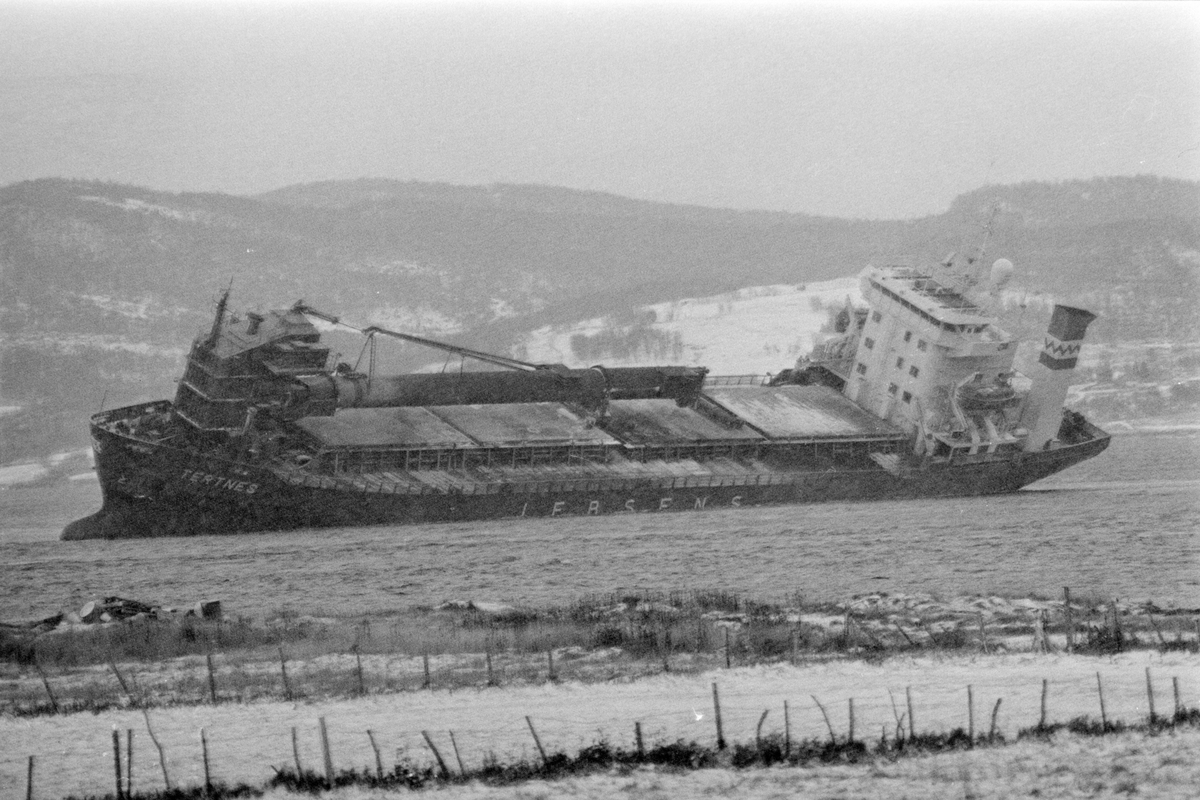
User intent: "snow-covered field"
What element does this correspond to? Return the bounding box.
[309,729,1200,800]
[522,277,862,375]
[3,651,1195,798]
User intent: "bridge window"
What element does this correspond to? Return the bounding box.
[896,357,904,369]
[903,331,912,342]
[887,383,898,395]
[917,339,927,351]
[856,363,867,375]
[872,311,882,323]
[909,365,920,377]
[902,391,912,403]
[863,337,875,349]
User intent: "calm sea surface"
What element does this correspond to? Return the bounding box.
[2,434,1198,621]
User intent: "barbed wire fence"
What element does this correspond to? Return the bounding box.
[2,663,1194,799]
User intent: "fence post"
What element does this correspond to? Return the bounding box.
[906,686,915,739]
[989,698,1002,741]
[755,709,770,754]
[33,660,58,714]
[783,700,791,757]
[291,726,302,775]
[1096,672,1109,730]
[125,729,133,798]
[525,716,549,769]
[1040,678,1049,728]
[1173,676,1182,722]
[366,730,383,779]
[26,755,34,800]
[206,652,218,705]
[724,629,731,669]
[110,660,135,707]
[967,685,975,744]
[355,646,365,696]
[847,698,855,744]
[421,731,450,779]
[635,721,645,759]
[112,727,123,800]
[812,695,836,744]
[449,730,466,776]
[200,728,212,798]
[712,682,726,749]
[142,708,171,790]
[1145,667,1157,723]
[319,717,334,788]
[1064,587,1074,652]
[423,653,432,689]
[547,649,557,682]
[485,650,497,687]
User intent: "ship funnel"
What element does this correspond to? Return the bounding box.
[1021,304,1096,452]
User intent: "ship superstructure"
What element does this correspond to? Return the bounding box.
[64,258,1109,539]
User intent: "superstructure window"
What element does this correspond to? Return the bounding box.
[856,363,867,375]
[902,391,912,403]
[896,357,905,369]
[917,339,927,351]
[903,331,912,342]
[887,383,899,395]
[909,365,920,377]
[872,311,882,323]
[863,337,875,349]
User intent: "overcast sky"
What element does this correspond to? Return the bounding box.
[2,1,1196,218]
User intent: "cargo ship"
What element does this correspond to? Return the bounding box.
[63,257,1109,539]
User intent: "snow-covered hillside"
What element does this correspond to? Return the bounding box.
[521,277,863,376]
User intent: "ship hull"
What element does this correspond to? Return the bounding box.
[63,401,1111,540]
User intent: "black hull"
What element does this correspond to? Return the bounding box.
[64,403,1111,540]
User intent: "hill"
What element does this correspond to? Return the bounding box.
[1,175,1196,461]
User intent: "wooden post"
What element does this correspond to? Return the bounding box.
[142,708,171,789]
[125,729,133,798]
[635,721,645,759]
[421,731,451,778]
[448,730,466,776]
[724,628,731,669]
[291,726,302,775]
[847,698,855,743]
[1064,587,1074,653]
[206,652,218,704]
[279,647,293,701]
[200,728,212,798]
[783,700,791,757]
[547,649,557,682]
[967,685,975,744]
[906,686,915,739]
[319,716,334,788]
[755,709,770,753]
[110,660,135,707]
[25,755,33,800]
[355,646,365,696]
[112,727,123,800]
[978,613,987,653]
[712,682,726,749]
[790,628,797,665]
[525,716,549,769]
[1040,679,1049,728]
[423,653,431,689]
[811,695,836,744]
[1173,676,1182,722]
[485,650,497,687]
[33,660,58,714]
[1096,672,1108,730]
[989,698,1002,741]
[367,730,383,779]
[1145,667,1157,723]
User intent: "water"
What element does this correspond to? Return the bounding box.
[2,434,1197,621]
